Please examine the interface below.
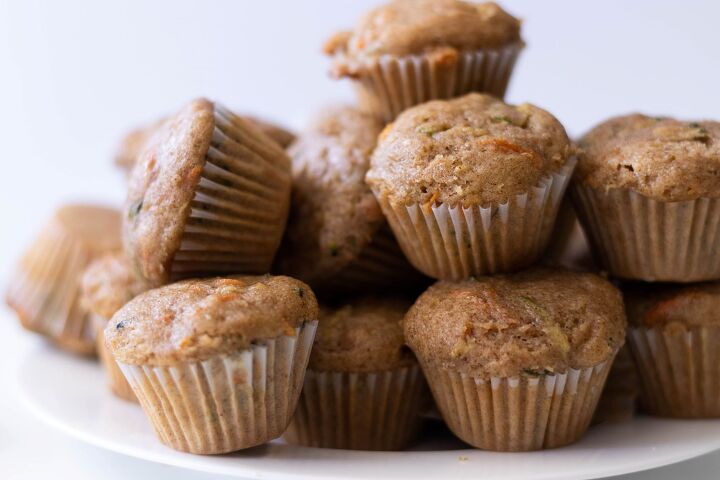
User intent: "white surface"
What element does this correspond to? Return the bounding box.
[17,341,720,480]
[2,0,720,478]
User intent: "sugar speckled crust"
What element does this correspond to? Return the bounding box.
[325,0,521,76]
[106,276,318,366]
[404,268,626,378]
[624,281,720,332]
[367,93,572,206]
[80,252,146,320]
[309,297,415,373]
[576,114,720,201]
[275,106,385,284]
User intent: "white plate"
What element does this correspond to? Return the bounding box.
[17,343,720,480]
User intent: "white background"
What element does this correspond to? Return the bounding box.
[1,0,719,478]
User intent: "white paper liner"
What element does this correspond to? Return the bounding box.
[282,365,427,450]
[354,43,523,122]
[572,186,720,282]
[628,326,720,418]
[119,321,317,454]
[378,158,576,280]
[422,359,613,451]
[170,105,292,280]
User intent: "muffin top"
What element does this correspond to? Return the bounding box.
[404,268,626,378]
[80,252,145,320]
[106,275,318,366]
[56,204,122,253]
[309,297,415,373]
[624,282,720,332]
[325,0,521,75]
[576,114,720,201]
[367,93,572,206]
[275,106,385,285]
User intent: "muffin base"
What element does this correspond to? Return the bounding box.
[282,365,427,450]
[118,321,317,454]
[572,186,720,282]
[378,159,576,280]
[422,358,613,451]
[628,326,720,418]
[354,43,523,122]
[170,106,291,280]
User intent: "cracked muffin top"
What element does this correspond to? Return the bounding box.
[624,281,720,332]
[105,275,318,366]
[80,252,145,320]
[404,267,626,378]
[309,297,415,373]
[275,106,385,284]
[576,114,720,201]
[325,0,521,76]
[366,93,572,206]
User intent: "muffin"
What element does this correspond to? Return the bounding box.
[325,0,523,121]
[366,93,576,280]
[123,98,292,288]
[572,114,720,282]
[592,345,637,423]
[105,275,319,454]
[6,204,121,355]
[404,267,626,451]
[625,281,720,418]
[283,297,427,450]
[80,252,145,401]
[275,106,423,294]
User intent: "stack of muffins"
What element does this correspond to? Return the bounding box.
[5,0,719,457]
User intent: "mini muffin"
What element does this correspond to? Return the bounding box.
[366,93,575,280]
[80,252,145,401]
[6,204,121,355]
[275,106,423,294]
[283,297,427,450]
[325,0,523,121]
[405,267,626,451]
[123,98,292,288]
[105,275,319,454]
[592,345,638,423]
[625,281,720,418]
[572,114,720,282]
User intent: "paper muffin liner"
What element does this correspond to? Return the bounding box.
[118,321,317,454]
[592,345,637,424]
[377,158,576,280]
[170,106,291,280]
[353,43,523,122]
[571,186,720,282]
[5,212,120,355]
[421,358,613,451]
[628,326,720,418]
[282,364,428,450]
[92,315,137,402]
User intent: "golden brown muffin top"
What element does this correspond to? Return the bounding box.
[576,114,720,201]
[106,275,318,366]
[624,282,720,333]
[404,268,626,378]
[309,297,415,373]
[80,252,145,320]
[325,0,521,76]
[275,106,385,285]
[56,204,122,253]
[366,93,572,206]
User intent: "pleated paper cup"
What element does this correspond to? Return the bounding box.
[283,364,427,450]
[169,105,291,280]
[592,346,637,424]
[353,43,523,122]
[118,321,317,454]
[421,358,613,451]
[92,315,137,402]
[628,326,720,418]
[377,158,576,280]
[5,206,121,355]
[572,186,720,282]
